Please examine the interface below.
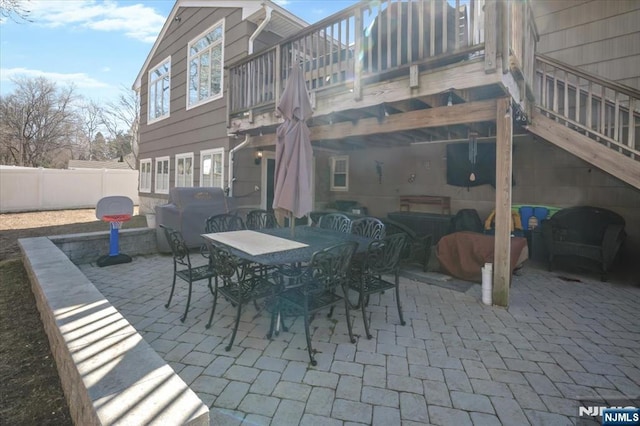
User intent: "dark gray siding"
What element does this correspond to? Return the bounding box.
[139,7,250,192]
[533,0,640,90]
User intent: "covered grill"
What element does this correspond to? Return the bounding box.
[156,187,234,252]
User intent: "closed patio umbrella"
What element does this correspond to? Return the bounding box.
[272,66,313,235]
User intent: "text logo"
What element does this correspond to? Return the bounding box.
[579,406,637,417]
[601,408,640,426]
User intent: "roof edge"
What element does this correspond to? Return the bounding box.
[132,0,308,92]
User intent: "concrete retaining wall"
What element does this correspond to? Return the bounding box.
[50,228,158,265]
[18,234,209,426]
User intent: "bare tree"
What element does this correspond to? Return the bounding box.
[77,99,104,160]
[0,76,78,167]
[0,0,31,22]
[101,86,139,169]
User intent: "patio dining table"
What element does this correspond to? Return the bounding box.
[202,225,374,340]
[201,225,373,266]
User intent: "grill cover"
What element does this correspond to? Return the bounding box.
[156,187,235,252]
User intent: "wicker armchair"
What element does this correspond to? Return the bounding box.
[540,206,625,281]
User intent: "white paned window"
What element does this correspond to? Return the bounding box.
[155,156,170,194]
[200,148,224,188]
[139,159,152,193]
[148,57,171,123]
[187,19,224,109]
[330,155,349,191]
[175,153,194,187]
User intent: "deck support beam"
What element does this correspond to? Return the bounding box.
[247,100,499,147]
[493,97,513,307]
[311,100,498,142]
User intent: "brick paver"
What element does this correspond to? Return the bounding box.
[80,256,640,425]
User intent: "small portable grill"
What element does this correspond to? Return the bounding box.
[156,187,235,252]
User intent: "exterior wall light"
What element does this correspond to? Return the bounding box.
[255,149,263,165]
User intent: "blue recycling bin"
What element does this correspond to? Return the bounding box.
[519,206,534,230]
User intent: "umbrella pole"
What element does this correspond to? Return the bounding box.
[289,212,295,237]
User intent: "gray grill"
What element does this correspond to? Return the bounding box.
[156,187,235,252]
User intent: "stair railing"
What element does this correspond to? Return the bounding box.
[534,54,639,161]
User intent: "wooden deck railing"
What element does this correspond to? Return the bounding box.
[228,0,538,119]
[507,0,537,100]
[534,54,640,161]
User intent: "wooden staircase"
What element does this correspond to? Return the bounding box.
[526,54,640,190]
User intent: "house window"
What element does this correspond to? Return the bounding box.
[148,57,171,123]
[200,148,224,188]
[187,19,224,109]
[175,153,194,187]
[330,155,349,191]
[155,156,170,194]
[139,159,152,193]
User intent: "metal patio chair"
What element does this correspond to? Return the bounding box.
[318,212,352,233]
[348,233,407,339]
[270,241,358,366]
[246,209,279,230]
[203,238,274,351]
[201,213,247,258]
[348,216,387,308]
[350,216,386,240]
[160,225,216,323]
[205,213,246,233]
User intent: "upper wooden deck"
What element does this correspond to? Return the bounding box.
[227,0,538,148]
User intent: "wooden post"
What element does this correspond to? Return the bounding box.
[501,0,510,73]
[493,97,513,307]
[353,7,363,100]
[484,0,497,73]
[274,45,281,114]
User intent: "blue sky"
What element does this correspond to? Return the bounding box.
[0,0,358,103]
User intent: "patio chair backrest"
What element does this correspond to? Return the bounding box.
[246,209,279,230]
[203,240,243,279]
[205,213,246,233]
[351,217,385,240]
[365,232,407,275]
[160,225,192,268]
[318,213,352,233]
[308,241,358,293]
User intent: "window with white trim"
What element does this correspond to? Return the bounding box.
[148,57,171,123]
[139,158,152,193]
[175,153,194,187]
[187,19,224,109]
[330,155,349,191]
[155,156,170,194]
[200,148,224,188]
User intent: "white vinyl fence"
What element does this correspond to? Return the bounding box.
[0,166,139,213]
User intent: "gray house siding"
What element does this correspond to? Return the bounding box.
[533,0,640,89]
[138,6,282,209]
